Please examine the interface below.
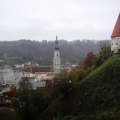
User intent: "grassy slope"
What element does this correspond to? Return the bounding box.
[72,54,120,118]
[41,55,120,120]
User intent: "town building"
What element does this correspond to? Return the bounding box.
[24,66,54,78]
[23,36,61,87]
[0,68,15,84]
[111,13,120,53]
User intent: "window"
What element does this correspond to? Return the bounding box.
[116,43,118,45]
[112,43,113,46]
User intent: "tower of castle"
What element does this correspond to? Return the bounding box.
[111,13,120,53]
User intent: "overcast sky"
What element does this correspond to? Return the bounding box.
[0,0,119,41]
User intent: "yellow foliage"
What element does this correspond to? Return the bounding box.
[70,68,86,84]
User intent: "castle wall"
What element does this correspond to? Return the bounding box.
[111,37,120,53]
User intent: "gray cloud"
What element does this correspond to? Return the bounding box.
[0,0,119,41]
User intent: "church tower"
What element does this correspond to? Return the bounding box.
[53,36,61,74]
[111,13,120,53]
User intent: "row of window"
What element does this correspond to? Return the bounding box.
[112,43,118,46]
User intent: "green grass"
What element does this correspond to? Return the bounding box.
[72,55,120,118]
[41,55,120,120]
[82,55,120,82]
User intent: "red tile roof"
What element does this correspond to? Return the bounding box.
[25,66,54,73]
[41,78,53,81]
[111,13,120,38]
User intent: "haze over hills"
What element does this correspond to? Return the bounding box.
[0,39,110,67]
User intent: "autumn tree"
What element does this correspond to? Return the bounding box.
[51,71,73,99]
[83,52,95,70]
[70,68,87,83]
[11,77,50,120]
[95,42,112,67]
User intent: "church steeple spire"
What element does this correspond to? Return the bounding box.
[54,35,59,50]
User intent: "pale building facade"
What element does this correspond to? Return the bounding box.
[111,13,120,53]
[0,68,15,84]
[53,36,61,74]
[24,66,54,87]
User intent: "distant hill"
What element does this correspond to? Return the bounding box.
[0,39,110,66]
[41,55,120,120]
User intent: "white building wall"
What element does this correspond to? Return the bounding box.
[3,69,15,83]
[111,37,120,53]
[53,50,61,74]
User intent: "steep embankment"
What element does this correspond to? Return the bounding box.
[71,55,120,119]
[41,55,120,120]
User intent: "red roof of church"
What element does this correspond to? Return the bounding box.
[25,66,54,73]
[111,13,120,38]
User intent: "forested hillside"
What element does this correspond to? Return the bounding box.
[41,55,120,120]
[1,45,120,120]
[0,39,110,66]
